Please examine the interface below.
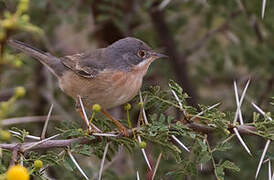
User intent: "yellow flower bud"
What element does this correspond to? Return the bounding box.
[34,160,43,170]
[15,87,26,98]
[138,141,147,149]
[0,130,11,141]
[2,19,14,29]
[124,103,131,111]
[92,104,101,112]
[0,102,9,111]
[6,165,29,180]
[138,102,143,108]
[14,59,23,68]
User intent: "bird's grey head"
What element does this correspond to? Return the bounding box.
[105,37,167,70]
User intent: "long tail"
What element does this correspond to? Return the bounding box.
[8,39,66,77]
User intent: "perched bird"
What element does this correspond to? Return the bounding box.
[8,37,167,135]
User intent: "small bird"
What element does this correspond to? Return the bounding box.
[8,37,167,135]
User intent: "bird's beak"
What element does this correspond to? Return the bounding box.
[150,52,168,59]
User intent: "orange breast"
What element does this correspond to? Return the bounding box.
[58,67,147,109]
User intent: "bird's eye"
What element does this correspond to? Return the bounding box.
[137,50,146,58]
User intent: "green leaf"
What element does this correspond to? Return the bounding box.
[221,160,240,172]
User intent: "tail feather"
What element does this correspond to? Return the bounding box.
[8,39,65,77]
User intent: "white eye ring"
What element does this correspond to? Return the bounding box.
[137,50,146,58]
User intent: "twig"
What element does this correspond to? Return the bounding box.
[41,104,54,139]
[9,144,20,167]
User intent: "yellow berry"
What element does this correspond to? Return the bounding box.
[15,87,26,98]
[6,165,29,180]
[138,141,147,149]
[124,103,131,111]
[0,130,11,141]
[92,104,101,112]
[34,160,43,170]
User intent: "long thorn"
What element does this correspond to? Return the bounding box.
[9,130,40,140]
[139,91,148,125]
[152,152,162,180]
[169,84,186,115]
[22,134,60,152]
[255,140,271,179]
[67,149,89,180]
[262,0,267,19]
[158,0,171,10]
[136,171,140,180]
[92,133,118,137]
[41,104,53,139]
[78,95,91,130]
[190,102,220,121]
[233,81,243,125]
[78,95,101,132]
[233,80,250,125]
[233,128,252,156]
[171,135,190,152]
[268,159,271,180]
[99,143,109,180]
[251,102,272,121]
[251,102,272,179]
[137,136,152,170]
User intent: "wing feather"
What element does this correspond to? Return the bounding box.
[61,50,105,78]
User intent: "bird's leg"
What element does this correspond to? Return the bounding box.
[101,109,129,136]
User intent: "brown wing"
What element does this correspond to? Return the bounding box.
[61,49,106,78]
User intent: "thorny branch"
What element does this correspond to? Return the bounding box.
[0,123,257,152]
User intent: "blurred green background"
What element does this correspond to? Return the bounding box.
[1,0,274,179]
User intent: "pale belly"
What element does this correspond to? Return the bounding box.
[59,69,144,109]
